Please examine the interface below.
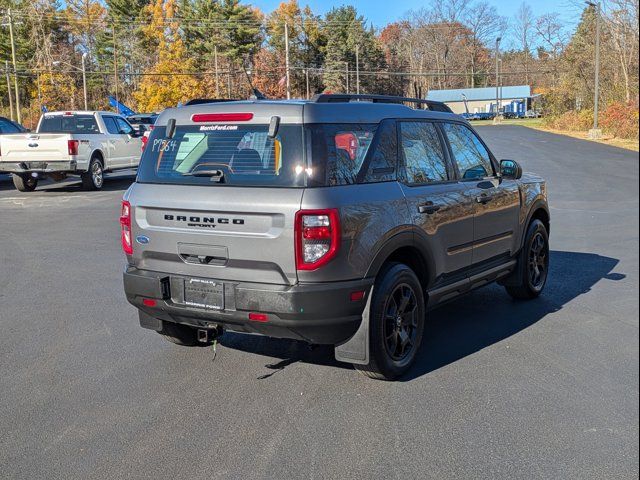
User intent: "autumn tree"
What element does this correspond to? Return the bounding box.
[133,0,203,110]
[264,0,326,98]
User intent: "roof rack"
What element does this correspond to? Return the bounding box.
[311,94,453,113]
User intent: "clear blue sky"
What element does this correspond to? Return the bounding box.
[250,0,583,42]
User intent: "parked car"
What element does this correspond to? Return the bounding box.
[126,113,158,132]
[121,94,550,380]
[525,109,541,118]
[127,113,159,152]
[0,116,28,134]
[0,111,144,191]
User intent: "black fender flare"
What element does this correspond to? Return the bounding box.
[521,198,550,249]
[364,226,436,287]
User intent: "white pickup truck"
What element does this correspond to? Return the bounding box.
[0,111,145,192]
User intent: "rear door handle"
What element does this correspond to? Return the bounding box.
[418,203,441,214]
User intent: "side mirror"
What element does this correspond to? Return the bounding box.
[138,125,147,135]
[500,159,522,179]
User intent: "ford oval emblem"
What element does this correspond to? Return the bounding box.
[135,235,150,245]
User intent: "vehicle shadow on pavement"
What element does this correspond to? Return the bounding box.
[0,174,135,192]
[403,250,622,382]
[219,250,622,381]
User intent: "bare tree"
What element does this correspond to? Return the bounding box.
[605,0,639,102]
[513,2,536,84]
[465,2,507,87]
[535,13,567,59]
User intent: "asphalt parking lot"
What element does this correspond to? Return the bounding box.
[0,126,638,479]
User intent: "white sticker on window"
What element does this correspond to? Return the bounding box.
[151,139,178,152]
[199,125,239,131]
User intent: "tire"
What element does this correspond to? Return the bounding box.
[12,174,38,192]
[355,263,425,380]
[505,219,549,300]
[158,322,215,347]
[81,156,104,191]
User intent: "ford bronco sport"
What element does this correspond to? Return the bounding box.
[122,94,550,380]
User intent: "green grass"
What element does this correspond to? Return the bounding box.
[471,118,545,128]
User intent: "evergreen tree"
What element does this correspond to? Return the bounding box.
[321,6,386,94]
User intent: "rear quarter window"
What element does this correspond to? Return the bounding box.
[306,124,378,186]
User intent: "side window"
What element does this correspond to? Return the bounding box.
[444,123,494,180]
[116,117,134,135]
[103,116,120,135]
[399,121,448,184]
[307,123,377,186]
[361,119,397,183]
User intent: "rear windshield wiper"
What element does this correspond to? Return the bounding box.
[182,169,225,182]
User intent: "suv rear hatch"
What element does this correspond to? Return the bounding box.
[127,107,306,285]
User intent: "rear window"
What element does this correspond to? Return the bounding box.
[137,124,305,187]
[128,115,157,125]
[38,115,99,134]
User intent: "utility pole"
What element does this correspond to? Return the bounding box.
[284,22,291,99]
[81,53,88,110]
[214,46,220,98]
[345,62,349,93]
[5,61,14,121]
[112,23,119,113]
[305,68,310,99]
[355,44,360,94]
[494,36,502,124]
[8,9,21,124]
[587,1,602,138]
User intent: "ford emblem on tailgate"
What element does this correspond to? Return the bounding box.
[135,235,150,245]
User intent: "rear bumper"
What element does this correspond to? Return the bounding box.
[123,266,373,345]
[0,160,77,174]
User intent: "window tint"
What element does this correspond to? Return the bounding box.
[444,123,493,179]
[306,124,377,186]
[362,120,396,183]
[38,114,99,134]
[400,121,448,184]
[137,124,305,187]
[116,117,134,135]
[103,117,120,135]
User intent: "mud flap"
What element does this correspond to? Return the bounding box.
[139,310,163,331]
[334,292,371,365]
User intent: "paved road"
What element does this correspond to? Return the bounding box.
[0,127,637,479]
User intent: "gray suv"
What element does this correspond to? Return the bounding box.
[122,94,549,380]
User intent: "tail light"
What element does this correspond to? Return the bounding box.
[141,135,148,151]
[295,209,340,270]
[67,139,79,156]
[120,200,133,255]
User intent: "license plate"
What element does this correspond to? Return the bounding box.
[184,279,224,310]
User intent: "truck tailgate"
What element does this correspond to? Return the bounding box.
[0,133,72,163]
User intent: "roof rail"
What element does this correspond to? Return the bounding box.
[311,94,453,113]
[183,98,240,106]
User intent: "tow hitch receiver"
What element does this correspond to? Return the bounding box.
[197,329,210,343]
[197,326,223,343]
